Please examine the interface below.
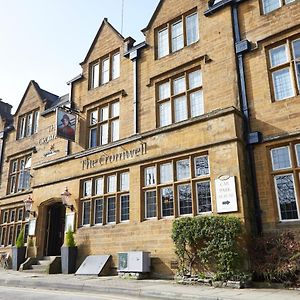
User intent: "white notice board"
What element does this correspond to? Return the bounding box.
[215,176,238,213]
[65,212,75,232]
[28,218,37,236]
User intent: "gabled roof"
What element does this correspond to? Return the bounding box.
[80,18,125,66]
[141,0,164,34]
[14,80,59,115]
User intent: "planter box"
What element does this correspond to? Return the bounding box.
[12,246,26,271]
[61,246,77,274]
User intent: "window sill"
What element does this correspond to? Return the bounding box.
[277,220,300,227]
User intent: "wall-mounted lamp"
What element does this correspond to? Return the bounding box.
[61,187,74,211]
[24,195,36,217]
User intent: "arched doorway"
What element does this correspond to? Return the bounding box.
[44,202,66,256]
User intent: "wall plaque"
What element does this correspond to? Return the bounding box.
[28,218,37,236]
[65,212,75,232]
[215,176,238,213]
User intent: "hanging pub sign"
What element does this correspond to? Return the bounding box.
[215,175,238,213]
[56,108,76,142]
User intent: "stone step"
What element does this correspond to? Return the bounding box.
[31,264,48,271]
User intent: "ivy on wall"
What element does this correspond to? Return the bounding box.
[172,215,244,280]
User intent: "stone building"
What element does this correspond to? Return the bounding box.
[0,0,299,277]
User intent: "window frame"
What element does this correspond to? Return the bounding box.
[269,143,300,222]
[87,100,120,148]
[17,109,39,140]
[261,0,296,15]
[156,68,204,128]
[0,206,28,247]
[195,180,213,215]
[120,194,130,222]
[142,152,211,220]
[267,37,300,102]
[89,49,120,89]
[155,9,199,59]
[79,170,130,227]
[7,154,32,195]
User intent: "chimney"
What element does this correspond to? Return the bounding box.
[124,37,136,53]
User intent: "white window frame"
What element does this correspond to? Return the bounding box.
[94,198,104,225]
[160,186,174,218]
[145,190,157,219]
[106,196,116,224]
[274,173,300,222]
[270,146,292,171]
[120,194,130,222]
[177,183,193,216]
[82,200,91,226]
[196,180,212,215]
[194,155,210,177]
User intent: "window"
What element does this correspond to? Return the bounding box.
[145,166,156,186]
[262,0,295,14]
[145,190,157,219]
[88,101,120,148]
[120,172,129,191]
[107,197,116,223]
[161,187,174,217]
[94,198,103,225]
[17,110,39,139]
[120,194,130,222]
[268,38,300,101]
[157,69,204,127]
[156,11,199,58]
[196,181,212,213]
[80,171,130,226]
[82,201,91,226]
[142,153,211,219]
[0,206,28,247]
[270,144,300,221]
[83,180,92,197]
[8,154,31,195]
[89,50,120,89]
[91,63,100,89]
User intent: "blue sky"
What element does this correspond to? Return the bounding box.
[0,0,160,112]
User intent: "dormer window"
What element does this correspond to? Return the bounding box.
[89,50,120,89]
[156,11,199,59]
[17,110,39,139]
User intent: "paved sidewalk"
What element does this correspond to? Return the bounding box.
[0,269,298,300]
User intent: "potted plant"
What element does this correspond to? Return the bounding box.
[61,227,77,274]
[12,227,26,271]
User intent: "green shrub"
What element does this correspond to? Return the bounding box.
[250,231,300,283]
[65,228,76,247]
[172,215,244,280]
[15,227,25,248]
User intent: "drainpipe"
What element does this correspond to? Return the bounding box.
[231,0,262,234]
[0,124,14,186]
[130,50,139,135]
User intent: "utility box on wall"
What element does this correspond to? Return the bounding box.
[118,251,150,273]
